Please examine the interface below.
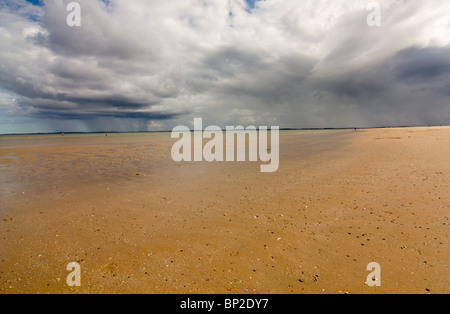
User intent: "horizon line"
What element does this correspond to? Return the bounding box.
[1,124,448,136]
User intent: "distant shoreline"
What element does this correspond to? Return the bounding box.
[0,124,448,136]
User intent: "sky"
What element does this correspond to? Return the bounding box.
[0,0,449,133]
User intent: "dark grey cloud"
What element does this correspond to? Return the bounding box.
[391,46,450,83]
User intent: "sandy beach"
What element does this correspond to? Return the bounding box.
[0,127,448,294]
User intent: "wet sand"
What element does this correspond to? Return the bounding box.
[0,127,449,294]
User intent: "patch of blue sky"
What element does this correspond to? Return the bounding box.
[2,0,44,22]
[25,0,43,6]
[245,0,264,13]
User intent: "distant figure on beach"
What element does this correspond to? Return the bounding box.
[61,132,64,136]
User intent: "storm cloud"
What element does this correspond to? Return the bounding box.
[0,0,449,133]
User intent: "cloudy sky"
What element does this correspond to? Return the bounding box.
[0,0,449,133]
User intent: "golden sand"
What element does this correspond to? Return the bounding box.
[0,127,449,294]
